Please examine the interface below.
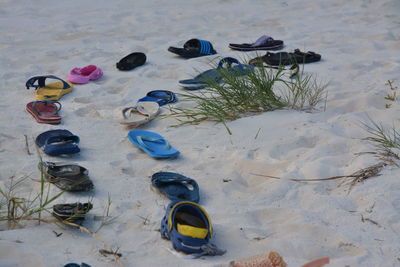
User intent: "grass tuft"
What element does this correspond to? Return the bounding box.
[168,59,328,133]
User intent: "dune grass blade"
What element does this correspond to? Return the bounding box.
[363,119,400,150]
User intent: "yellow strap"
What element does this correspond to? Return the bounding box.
[168,201,212,237]
[177,223,208,239]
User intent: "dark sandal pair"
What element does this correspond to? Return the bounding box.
[250,49,321,66]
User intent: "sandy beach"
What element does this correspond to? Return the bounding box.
[1,0,400,266]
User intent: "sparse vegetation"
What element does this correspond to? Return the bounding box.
[169,60,328,134]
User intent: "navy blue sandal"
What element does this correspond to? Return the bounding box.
[137,90,177,106]
[168,39,217,59]
[152,172,200,203]
[35,129,80,156]
[179,57,254,90]
[160,201,212,254]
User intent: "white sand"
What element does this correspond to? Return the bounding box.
[1,0,400,266]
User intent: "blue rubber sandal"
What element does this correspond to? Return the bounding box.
[128,130,180,158]
[160,200,212,254]
[35,129,80,156]
[179,57,254,90]
[152,172,200,203]
[160,201,225,256]
[137,90,177,106]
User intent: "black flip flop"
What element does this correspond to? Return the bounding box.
[116,52,146,71]
[168,39,217,59]
[229,35,284,51]
[249,49,321,66]
[38,161,94,192]
[52,202,93,223]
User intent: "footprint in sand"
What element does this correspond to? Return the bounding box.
[269,136,318,160]
[73,97,91,104]
[74,106,101,118]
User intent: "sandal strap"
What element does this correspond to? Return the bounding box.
[136,135,170,152]
[45,135,80,146]
[26,75,70,90]
[32,101,62,115]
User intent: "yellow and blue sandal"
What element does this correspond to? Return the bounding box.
[26,75,73,101]
[160,200,225,255]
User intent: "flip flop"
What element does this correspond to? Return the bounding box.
[229,35,284,51]
[179,57,254,90]
[38,161,94,192]
[52,202,92,223]
[35,129,80,156]
[137,90,177,106]
[26,101,62,124]
[119,101,160,127]
[116,52,146,71]
[168,39,217,59]
[151,172,200,203]
[160,200,215,254]
[26,75,73,101]
[249,49,321,66]
[127,130,180,158]
[67,65,103,84]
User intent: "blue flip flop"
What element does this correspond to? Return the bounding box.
[160,200,212,254]
[137,90,177,106]
[179,57,254,90]
[127,130,180,158]
[152,172,200,203]
[36,129,80,156]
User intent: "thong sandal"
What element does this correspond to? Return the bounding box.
[26,75,73,101]
[52,202,92,223]
[128,130,180,158]
[179,57,254,90]
[229,35,284,51]
[249,49,321,66]
[35,129,80,156]
[26,101,62,124]
[151,172,200,203]
[120,101,160,127]
[38,161,94,192]
[137,90,177,106]
[168,39,217,59]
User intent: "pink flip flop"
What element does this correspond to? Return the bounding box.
[67,65,103,84]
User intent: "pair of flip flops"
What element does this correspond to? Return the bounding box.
[250,49,322,66]
[229,35,284,51]
[116,52,146,71]
[67,65,103,84]
[128,130,180,158]
[120,101,160,127]
[137,90,177,106]
[36,129,80,156]
[179,57,254,90]
[38,161,94,192]
[26,101,62,124]
[26,75,74,101]
[168,39,217,59]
